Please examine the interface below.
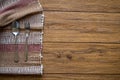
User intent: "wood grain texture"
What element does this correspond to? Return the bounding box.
[44,12,120,43]
[45,12,120,29]
[44,29,120,43]
[43,43,120,74]
[40,0,120,12]
[41,0,120,78]
[1,0,120,80]
[42,74,120,80]
[45,12,120,27]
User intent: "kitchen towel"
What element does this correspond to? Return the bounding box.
[0,0,44,75]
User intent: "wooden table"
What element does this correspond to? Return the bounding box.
[0,0,120,80]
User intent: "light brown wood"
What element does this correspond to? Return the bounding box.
[44,29,120,43]
[40,0,120,12]
[42,74,120,80]
[45,12,120,30]
[43,43,120,74]
[1,0,120,80]
[44,12,120,43]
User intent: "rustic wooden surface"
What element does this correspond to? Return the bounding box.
[0,0,120,80]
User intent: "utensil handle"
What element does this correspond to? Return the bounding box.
[14,36,19,63]
[25,36,28,62]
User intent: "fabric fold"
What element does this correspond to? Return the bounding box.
[0,0,43,29]
[0,0,44,75]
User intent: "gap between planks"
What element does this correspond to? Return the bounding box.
[0,74,120,80]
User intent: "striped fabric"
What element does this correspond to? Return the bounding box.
[0,0,44,75]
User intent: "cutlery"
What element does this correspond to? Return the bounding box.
[11,21,20,63]
[24,22,30,62]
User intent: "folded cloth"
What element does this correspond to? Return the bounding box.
[0,31,44,75]
[0,0,44,75]
[0,0,44,29]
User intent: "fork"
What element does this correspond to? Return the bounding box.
[11,21,20,63]
[24,22,30,62]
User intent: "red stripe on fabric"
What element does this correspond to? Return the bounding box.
[0,44,42,52]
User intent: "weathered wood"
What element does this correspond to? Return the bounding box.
[0,0,120,80]
[44,12,120,43]
[42,74,120,80]
[44,12,120,30]
[44,29,120,43]
[43,43,120,74]
[40,0,120,12]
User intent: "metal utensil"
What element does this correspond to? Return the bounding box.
[24,22,30,62]
[11,21,20,63]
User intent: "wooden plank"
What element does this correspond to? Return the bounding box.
[0,74,120,80]
[42,74,120,80]
[43,43,120,74]
[40,0,120,12]
[44,29,120,43]
[44,12,120,43]
[45,12,120,29]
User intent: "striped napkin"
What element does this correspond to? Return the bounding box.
[0,0,44,75]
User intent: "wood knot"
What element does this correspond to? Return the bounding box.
[66,54,72,60]
[56,52,62,58]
